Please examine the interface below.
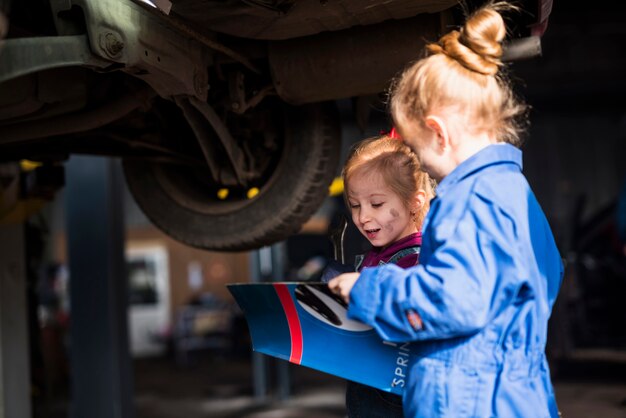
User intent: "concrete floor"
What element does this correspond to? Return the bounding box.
[43,353,626,417]
[131,354,626,418]
[133,355,348,418]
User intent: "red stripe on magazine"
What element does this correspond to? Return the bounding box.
[274,284,303,364]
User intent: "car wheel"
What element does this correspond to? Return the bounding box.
[123,101,340,251]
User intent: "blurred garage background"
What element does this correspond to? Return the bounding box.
[1,2,626,418]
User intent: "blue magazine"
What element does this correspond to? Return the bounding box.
[227,282,412,395]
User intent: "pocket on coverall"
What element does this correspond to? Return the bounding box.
[411,358,482,417]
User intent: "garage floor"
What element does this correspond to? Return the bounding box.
[42,353,626,418]
[132,355,347,418]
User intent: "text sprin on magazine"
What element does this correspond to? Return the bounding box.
[383,340,411,388]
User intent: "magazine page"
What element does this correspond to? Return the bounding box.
[228,282,412,395]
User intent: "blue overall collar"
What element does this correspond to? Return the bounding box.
[435,143,522,197]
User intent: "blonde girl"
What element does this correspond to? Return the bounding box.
[330,3,563,417]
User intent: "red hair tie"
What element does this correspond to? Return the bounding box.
[389,127,401,140]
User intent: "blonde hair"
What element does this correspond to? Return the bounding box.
[391,2,527,145]
[343,136,435,231]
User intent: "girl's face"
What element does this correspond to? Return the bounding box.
[400,123,447,182]
[346,172,417,248]
[397,116,454,182]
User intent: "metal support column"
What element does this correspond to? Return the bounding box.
[249,248,270,401]
[270,242,291,401]
[65,156,134,418]
[0,224,31,418]
[249,242,291,402]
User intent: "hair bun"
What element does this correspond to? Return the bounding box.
[427,6,506,76]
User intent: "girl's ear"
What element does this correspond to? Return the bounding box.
[411,189,427,213]
[424,115,450,151]
[416,189,427,207]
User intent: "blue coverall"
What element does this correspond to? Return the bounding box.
[347,144,563,418]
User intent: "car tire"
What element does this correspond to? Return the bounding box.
[123,102,341,251]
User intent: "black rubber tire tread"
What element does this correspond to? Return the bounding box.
[123,102,341,252]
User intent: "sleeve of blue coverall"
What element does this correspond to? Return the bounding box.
[347,193,521,342]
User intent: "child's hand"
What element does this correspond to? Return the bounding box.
[328,272,360,304]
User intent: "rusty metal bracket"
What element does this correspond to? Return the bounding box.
[174,96,251,187]
[228,71,276,114]
[0,35,109,85]
[50,0,210,100]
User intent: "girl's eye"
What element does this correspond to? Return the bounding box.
[372,202,384,208]
[349,203,360,209]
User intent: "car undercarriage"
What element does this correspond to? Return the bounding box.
[0,0,551,250]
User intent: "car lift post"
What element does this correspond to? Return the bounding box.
[65,156,134,418]
[249,242,291,402]
[0,223,32,418]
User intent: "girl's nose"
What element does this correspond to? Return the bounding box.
[358,208,371,224]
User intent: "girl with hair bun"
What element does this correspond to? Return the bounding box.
[330,2,563,417]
